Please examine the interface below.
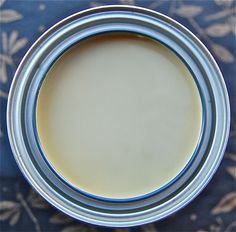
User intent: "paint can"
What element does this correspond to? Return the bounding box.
[7,6,230,227]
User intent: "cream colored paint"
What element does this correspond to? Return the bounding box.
[36,34,202,199]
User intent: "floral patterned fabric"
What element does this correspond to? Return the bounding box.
[0,0,235,231]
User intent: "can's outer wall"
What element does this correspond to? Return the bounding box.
[6,6,230,227]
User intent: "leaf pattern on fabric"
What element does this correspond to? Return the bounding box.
[90,2,104,8]
[225,153,236,162]
[205,23,231,37]
[174,5,203,18]
[228,16,236,36]
[141,224,157,232]
[119,0,135,5]
[61,225,98,232]
[27,190,49,209]
[0,201,21,225]
[211,192,236,215]
[49,213,73,225]
[211,43,234,63]
[115,229,131,232]
[214,0,234,7]
[0,31,27,83]
[227,167,236,180]
[0,10,22,23]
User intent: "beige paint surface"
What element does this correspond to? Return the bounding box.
[36,34,202,199]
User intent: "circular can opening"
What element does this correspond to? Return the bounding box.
[36,33,203,200]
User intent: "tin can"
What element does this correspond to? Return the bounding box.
[7,5,230,227]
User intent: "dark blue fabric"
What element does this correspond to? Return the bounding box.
[0,0,235,231]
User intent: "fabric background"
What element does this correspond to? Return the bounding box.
[0,0,235,231]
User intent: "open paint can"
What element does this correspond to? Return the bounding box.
[7,6,230,227]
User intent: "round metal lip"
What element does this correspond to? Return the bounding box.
[20,19,213,216]
[32,31,206,204]
[7,5,230,227]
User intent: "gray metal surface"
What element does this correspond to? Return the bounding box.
[7,5,230,227]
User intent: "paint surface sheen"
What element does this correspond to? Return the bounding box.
[36,34,202,199]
